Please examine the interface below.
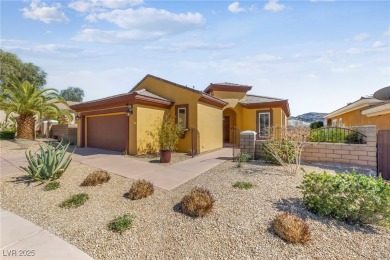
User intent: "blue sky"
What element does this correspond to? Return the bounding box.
[1,0,389,116]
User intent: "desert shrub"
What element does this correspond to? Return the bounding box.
[81,171,111,186]
[60,193,89,208]
[108,214,133,234]
[44,181,60,191]
[180,188,214,217]
[128,179,154,200]
[262,139,295,165]
[299,171,390,226]
[0,130,15,140]
[273,212,310,244]
[233,181,254,190]
[238,152,252,162]
[21,140,72,181]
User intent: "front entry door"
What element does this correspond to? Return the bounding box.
[223,116,230,142]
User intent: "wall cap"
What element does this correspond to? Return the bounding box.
[240,130,257,136]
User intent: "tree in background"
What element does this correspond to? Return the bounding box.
[310,121,324,129]
[0,81,70,140]
[0,50,47,88]
[60,86,84,102]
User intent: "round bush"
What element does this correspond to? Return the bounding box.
[273,212,310,244]
[81,171,110,186]
[0,130,15,140]
[262,139,295,165]
[128,179,154,200]
[180,187,214,217]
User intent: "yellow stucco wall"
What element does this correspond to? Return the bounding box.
[133,76,201,153]
[134,104,167,155]
[241,107,284,133]
[197,102,223,152]
[327,109,390,131]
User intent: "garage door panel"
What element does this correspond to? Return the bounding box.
[87,115,128,152]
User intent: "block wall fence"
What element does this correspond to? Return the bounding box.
[240,126,377,170]
[51,124,77,145]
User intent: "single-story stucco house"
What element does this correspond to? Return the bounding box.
[70,74,290,154]
[325,96,390,131]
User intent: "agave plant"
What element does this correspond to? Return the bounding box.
[21,140,72,181]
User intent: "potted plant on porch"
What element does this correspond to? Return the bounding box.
[156,113,184,163]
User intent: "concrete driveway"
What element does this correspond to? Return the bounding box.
[1,146,233,190]
[71,147,233,190]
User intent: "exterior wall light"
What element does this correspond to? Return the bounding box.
[75,115,80,120]
[126,104,133,116]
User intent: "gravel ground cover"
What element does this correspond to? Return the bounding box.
[1,141,389,259]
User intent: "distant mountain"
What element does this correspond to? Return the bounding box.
[288,112,327,126]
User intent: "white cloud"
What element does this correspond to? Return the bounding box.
[331,64,362,73]
[21,0,69,24]
[75,7,205,43]
[372,41,387,49]
[353,33,369,42]
[73,29,165,43]
[383,27,390,36]
[145,41,234,52]
[264,0,285,12]
[87,7,204,30]
[252,54,281,62]
[228,2,245,13]
[68,0,143,13]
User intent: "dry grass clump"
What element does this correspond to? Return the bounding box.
[180,187,215,217]
[128,179,154,200]
[81,171,111,186]
[273,212,310,244]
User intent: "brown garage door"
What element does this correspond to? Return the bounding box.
[87,114,128,152]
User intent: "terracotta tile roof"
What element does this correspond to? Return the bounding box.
[239,94,285,104]
[134,89,172,102]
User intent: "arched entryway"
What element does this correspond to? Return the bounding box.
[223,108,236,143]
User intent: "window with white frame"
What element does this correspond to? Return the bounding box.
[339,118,343,127]
[258,112,271,137]
[332,119,338,126]
[177,107,187,129]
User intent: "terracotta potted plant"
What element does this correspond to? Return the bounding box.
[156,113,184,163]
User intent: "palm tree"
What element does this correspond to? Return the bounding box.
[0,81,70,140]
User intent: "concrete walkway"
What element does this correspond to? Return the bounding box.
[71,147,233,190]
[0,209,93,260]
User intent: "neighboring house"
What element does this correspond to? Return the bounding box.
[56,101,79,125]
[70,74,290,154]
[325,96,390,130]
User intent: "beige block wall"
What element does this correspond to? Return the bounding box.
[51,125,77,144]
[301,126,377,169]
[246,125,377,170]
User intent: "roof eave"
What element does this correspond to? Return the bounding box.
[240,100,291,117]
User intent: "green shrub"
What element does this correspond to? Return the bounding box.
[108,214,133,234]
[299,171,390,226]
[233,181,254,190]
[262,139,295,165]
[308,128,364,143]
[60,193,89,208]
[238,152,252,162]
[44,181,60,191]
[0,130,15,140]
[21,140,72,181]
